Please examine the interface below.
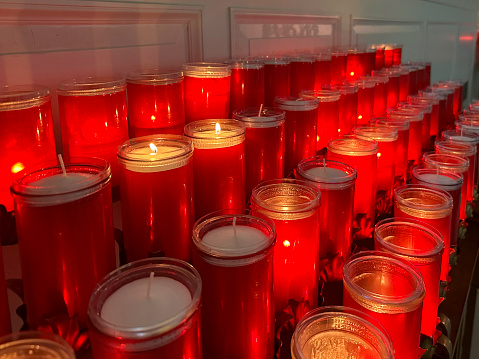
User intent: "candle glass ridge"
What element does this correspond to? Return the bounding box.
[118,135,194,262]
[291,306,394,359]
[192,210,276,359]
[0,331,75,358]
[88,258,203,359]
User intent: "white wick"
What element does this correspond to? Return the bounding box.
[147,272,154,298]
[322,158,326,174]
[258,104,263,117]
[58,154,67,177]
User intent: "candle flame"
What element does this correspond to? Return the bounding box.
[151,115,156,122]
[149,143,158,154]
[358,115,363,120]
[377,152,382,158]
[215,122,221,134]
[350,71,355,76]
[283,240,290,248]
[11,162,25,174]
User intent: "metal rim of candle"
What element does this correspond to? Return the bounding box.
[327,135,378,157]
[192,210,276,265]
[57,76,126,96]
[232,107,286,128]
[291,306,394,359]
[442,130,479,144]
[274,96,319,111]
[0,84,51,111]
[296,157,357,189]
[118,135,193,173]
[10,157,111,206]
[88,257,202,341]
[393,184,453,219]
[299,89,341,102]
[374,217,444,263]
[223,58,264,70]
[353,125,399,143]
[182,62,231,78]
[125,70,183,85]
[412,167,463,190]
[372,116,410,131]
[251,178,320,221]
[423,152,469,173]
[184,119,245,149]
[435,140,477,157]
[0,331,75,358]
[342,250,426,314]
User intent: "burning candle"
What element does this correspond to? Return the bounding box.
[290,56,315,96]
[419,91,447,134]
[0,331,75,358]
[226,59,265,116]
[330,49,347,85]
[394,184,453,281]
[422,153,470,220]
[313,52,332,90]
[58,77,128,190]
[425,86,455,130]
[182,63,231,123]
[353,126,398,218]
[250,179,320,324]
[351,78,375,125]
[88,258,202,358]
[118,135,194,262]
[412,167,463,247]
[327,136,378,240]
[406,62,426,94]
[291,306,394,359]
[409,94,440,142]
[192,211,275,359]
[233,107,285,199]
[184,119,246,219]
[398,101,432,151]
[327,83,359,135]
[372,68,400,109]
[392,44,402,66]
[299,89,341,150]
[369,44,385,70]
[346,47,366,81]
[0,244,10,337]
[296,158,356,282]
[365,47,377,75]
[374,218,444,338]
[363,75,389,117]
[437,80,464,120]
[402,64,419,96]
[0,85,57,211]
[396,66,411,102]
[343,251,426,359]
[274,97,319,176]
[383,44,399,68]
[261,57,291,107]
[11,157,116,331]
[126,70,185,137]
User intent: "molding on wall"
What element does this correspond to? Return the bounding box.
[350,16,424,44]
[420,0,477,11]
[230,7,341,58]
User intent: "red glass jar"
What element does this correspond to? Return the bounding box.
[372,68,400,108]
[409,94,440,142]
[395,66,411,102]
[425,86,455,129]
[398,101,432,151]
[328,83,359,135]
[442,129,479,185]
[0,85,56,211]
[419,91,447,133]
[346,47,366,81]
[369,44,385,70]
[364,75,389,117]
[330,49,347,85]
[351,78,375,125]
[126,70,185,137]
[261,57,291,106]
[314,52,332,89]
[290,56,315,96]
[0,331,75,358]
[437,80,464,121]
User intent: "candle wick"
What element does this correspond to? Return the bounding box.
[436,165,439,176]
[258,104,263,117]
[58,154,67,177]
[461,127,464,137]
[232,216,237,241]
[147,272,154,298]
[322,158,326,173]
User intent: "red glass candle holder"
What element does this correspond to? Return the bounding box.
[409,94,440,142]
[426,86,455,129]
[395,66,411,102]
[372,68,400,109]
[226,59,265,116]
[299,89,340,150]
[399,101,432,151]
[437,80,463,120]
[192,210,275,359]
[296,159,356,281]
[369,44,385,70]
[330,49,347,85]
[126,70,185,137]
[88,258,202,359]
[274,97,319,176]
[118,135,194,262]
[290,56,315,96]
[363,75,389,117]
[182,63,231,124]
[423,153,470,221]
[57,77,129,189]
[11,157,116,331]
[328,83,359,135]
[394,184,453,281]
[392,44,402,66]
[442,129,479,185]
[184,119,245,219]
[261,57,291,107]
[0,331,75,358]
[365,47,377,75]
[435,140,476,203]
[327,136,378,240]
[419,91,447,133]
[387,108,423,171]
[406,62,426,93]
[374,218,444,338]
[313,52,332,89]
[354,126,398,218]
[351,78,375,125]
[346,47,366,81]
[250,179,320,318]
[233,107,286,199]
[0,245,10,337]
[412,167,463,247]
[343,251,425,359]
[383,44,399,68]
[422,62,432,89]
[0,85,57,211]
[291,306,394,359]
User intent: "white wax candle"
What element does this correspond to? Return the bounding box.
[417,173,457,185]
[305,167,347,181]
[121,144,189,173]
[101,276,192,328]
[201,224,269,256]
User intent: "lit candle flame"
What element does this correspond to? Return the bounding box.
[377,152,382,158]
[11,162,25,174]
[149,143,158,154]
[350,71,355,76]
[283,240,290,248]
[215,122,221,134]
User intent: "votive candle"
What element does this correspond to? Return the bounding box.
[262,57,291,107]
[0,331,75,358]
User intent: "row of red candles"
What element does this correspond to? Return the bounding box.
[0,45,478,359]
